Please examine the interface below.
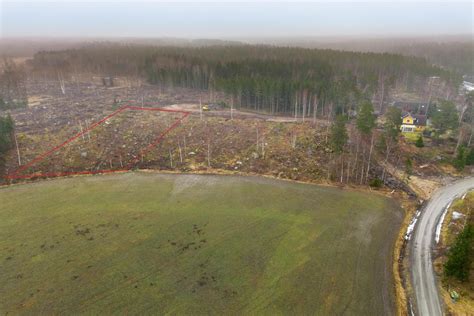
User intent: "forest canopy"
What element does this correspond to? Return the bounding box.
[30,44,460,116]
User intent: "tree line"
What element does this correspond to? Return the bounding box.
[144,46,459,117]
[30,43,460,117]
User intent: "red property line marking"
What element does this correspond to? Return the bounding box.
[126,111,190,169]
[7,105,190,180]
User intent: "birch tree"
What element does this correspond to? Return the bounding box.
[381,106,402,179]
[330,115,348,183]
[356,100,376,183]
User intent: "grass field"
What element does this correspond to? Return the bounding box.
[0,173,402,315]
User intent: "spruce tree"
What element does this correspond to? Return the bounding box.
[444,224,473,282]
[356,100,376,136]
[466,147,474,165]
[330,115,348,154]
[453,145,467,171]
[415,135,425,148]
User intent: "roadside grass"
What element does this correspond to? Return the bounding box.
[392,194,419,316]
[0,173,402,314]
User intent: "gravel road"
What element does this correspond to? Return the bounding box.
[410,177,474,315]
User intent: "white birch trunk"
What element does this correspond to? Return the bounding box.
[14,132,21,166]
[365,133,375,182]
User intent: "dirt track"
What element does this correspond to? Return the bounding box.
[163,103,329,124]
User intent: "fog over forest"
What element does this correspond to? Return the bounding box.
[1,34,473,76]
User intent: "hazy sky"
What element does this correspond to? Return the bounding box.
[1,1,472,38]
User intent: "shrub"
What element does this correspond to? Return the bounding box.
[369,178,383,188]
[405,157,413,179]
[217,101,228,108]
[0,99,27,111]
[415,135,424,148]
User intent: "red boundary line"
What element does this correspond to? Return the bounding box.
[6,105,190,180]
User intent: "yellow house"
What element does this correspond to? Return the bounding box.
[402,114,414,125]
[401,113,427,133]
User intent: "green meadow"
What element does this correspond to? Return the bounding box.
[0,173,402,315]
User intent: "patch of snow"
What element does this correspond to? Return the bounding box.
[435,200,452,244]
[461,192,467,200]
[452,211,464,220]
[463,81,474,91]
[409,301,415,316]
[405,210,421,241]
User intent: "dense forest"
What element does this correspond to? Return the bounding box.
[262,38,474,77]
[394,42,474,78]
[30,44,460,117]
